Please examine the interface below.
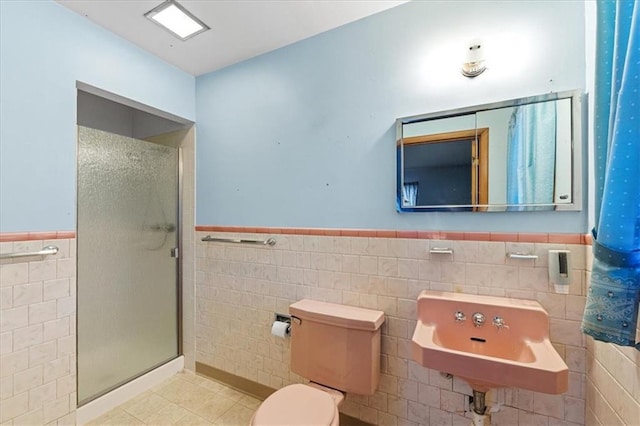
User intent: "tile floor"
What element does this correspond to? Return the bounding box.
[86,372,262,425]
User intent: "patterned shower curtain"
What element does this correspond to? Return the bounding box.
[581,0,640,349]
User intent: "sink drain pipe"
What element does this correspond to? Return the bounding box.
[472,390,486,415]
[470,390,492,426]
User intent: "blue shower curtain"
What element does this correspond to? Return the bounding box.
[403,182,418,207]
[506,101,557,209]
[581,0,640,349]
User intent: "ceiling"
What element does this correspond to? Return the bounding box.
[57,0,407,76]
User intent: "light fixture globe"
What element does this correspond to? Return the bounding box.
[461,40,486,78]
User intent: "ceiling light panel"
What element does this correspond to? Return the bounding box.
[145,0,209,41]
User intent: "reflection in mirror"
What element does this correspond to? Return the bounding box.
[396,90,583,212]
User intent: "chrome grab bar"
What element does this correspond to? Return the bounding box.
[430,247,454,254]
[506,252,538,260]
[201,236,276,246]
[0,245,59,259]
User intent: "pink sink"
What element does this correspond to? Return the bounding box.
[412,290,568,394]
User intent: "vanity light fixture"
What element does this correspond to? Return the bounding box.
[461,39,486,78]
[144,0,209,41]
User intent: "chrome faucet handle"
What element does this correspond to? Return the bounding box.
[454,311,466,322]
[472,312,485,327]
[492,316,509,330]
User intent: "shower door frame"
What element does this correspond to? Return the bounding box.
[75,82,191,406]
[176,147,183,358]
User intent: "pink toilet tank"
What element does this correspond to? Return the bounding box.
[289,299,385,395]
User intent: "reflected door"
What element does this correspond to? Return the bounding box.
[77,126,179,404]
[401,128,488,209]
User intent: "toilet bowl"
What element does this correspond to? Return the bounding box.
[250,383,343,426]
[251,299,385,426]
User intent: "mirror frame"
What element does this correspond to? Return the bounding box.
[396,90,585,212]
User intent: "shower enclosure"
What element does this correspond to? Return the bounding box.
[76,88,189,405]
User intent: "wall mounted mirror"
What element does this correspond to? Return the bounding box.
[396,90,584,212]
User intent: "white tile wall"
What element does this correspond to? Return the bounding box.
[0,239,76,425]
[195,233,589,425]
[178,128,196,372]
[1,230,634,426]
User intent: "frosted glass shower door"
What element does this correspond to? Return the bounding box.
[77,126,179,404]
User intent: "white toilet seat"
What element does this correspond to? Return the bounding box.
[251,383,339,426]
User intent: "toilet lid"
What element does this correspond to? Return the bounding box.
[252,384,336,426]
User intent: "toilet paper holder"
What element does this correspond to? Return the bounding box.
[274,313,302,333]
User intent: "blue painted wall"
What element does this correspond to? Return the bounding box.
[195,0,588,233]
[1,1,589,234]
[0,1,195,232]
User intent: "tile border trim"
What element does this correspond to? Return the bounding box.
[195,226,592,245]
[0,228,593,245]
[0,231,76,242]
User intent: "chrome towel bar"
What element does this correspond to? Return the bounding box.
[506,252,538,260]
[0,245,59,259]
[201,236,276,246]
[430,247,454,254]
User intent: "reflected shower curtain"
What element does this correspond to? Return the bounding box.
[403,182,418,206]
[506,102,556,209]
[581,0,639,349]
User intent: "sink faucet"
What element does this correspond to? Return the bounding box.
[492,316,509,330]
[454,311,466,322]
[472,312,485,327]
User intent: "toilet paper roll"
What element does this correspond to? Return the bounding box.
[271,321,290,338]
